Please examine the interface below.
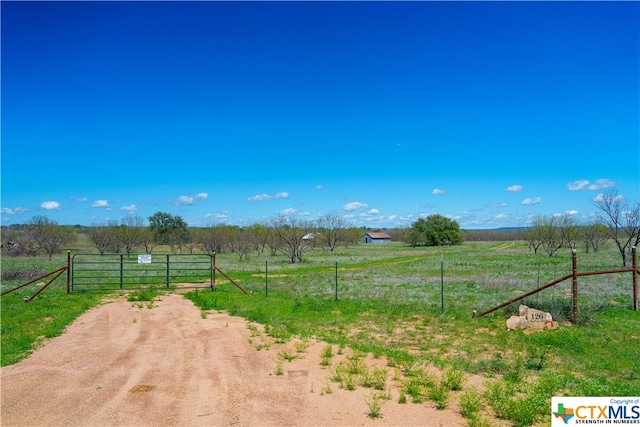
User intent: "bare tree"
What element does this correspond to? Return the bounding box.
[581,221,608,253]
[521,226,543,254]
[29,215,74,258]
[344,227,363,248]
[105,220,124,253]
[181,234,198,254]
[593,189,640,267]
[87,223,111,255]
[531,215,566,258]
[196,224,228,255]
[231,227,252,261]
[110,215,146,257]
[246,223,271,256]
[558,214,580,250]
[315,214,351,254]
[270,216,313,263]
[1,224,40,256]
[388,226,410,243]
[140,228,158,254]
[168,227,191,253]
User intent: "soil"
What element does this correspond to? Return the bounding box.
[1,293,471,426]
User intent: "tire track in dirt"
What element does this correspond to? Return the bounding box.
[2,293,470,427]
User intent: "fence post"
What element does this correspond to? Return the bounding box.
[67,250,71,295]
[166,254,170,288]
[633,246,637,311]
[210,254,215,291]
[212,252,216,289]
[265,255,268,297]
[440,255,444,314]
[572,249,578,322]
[120,254,124,290]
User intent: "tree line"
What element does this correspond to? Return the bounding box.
[1,213,363,263]
[2,190,638,266]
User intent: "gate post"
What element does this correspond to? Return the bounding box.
[214,255,216,291]
[120,254,124,290]
[572,250,578,322]
[633,246,637,311]
[212,252,216,289]
[166,255,170,288]
[67,250,71,294]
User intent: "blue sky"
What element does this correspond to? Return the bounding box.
[2,1,638,229]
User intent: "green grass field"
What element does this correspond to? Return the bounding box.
[2,241,638,426]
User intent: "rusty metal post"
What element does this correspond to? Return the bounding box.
[67,250,71,295]
[209,256,216,291]
[633,246,637,311]
[572,249,578,323]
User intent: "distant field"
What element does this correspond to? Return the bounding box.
[2,240,638,426]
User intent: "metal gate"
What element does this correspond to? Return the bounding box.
[71,253,214,291]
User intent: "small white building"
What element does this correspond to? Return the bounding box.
[361,232,392,244]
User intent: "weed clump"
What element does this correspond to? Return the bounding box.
[320,344,334,367]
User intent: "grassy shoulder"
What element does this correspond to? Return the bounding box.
[1,286,107,366]
[186,288,639,394]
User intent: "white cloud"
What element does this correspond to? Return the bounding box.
[566,210,579,215]
[1,207,28,214]
[432,188,446,195]
[247,192,289,202]
[568,178,614,191]
[521,197,542,205]
[280,208,296,216]
[172,192,209,205]
[588,179,614,190]
[248,194,271,202]
[507,185,523,192]
[41,201,61,210]
[567,180,590,191]
[205,211,228,221]
[368,208,380,215]
[71,196,88,202]
[121,204,137,212]
[495,213,509,220]
[177,195,194,205]
[487,202,508,208]
[593,193,624,203]
[343,202,369,211]
[91,200,109,208]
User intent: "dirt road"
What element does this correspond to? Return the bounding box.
[1,293,467,426]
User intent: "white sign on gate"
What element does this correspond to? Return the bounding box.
[138,254,152,264]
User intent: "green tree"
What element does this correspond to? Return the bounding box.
[148,212,188,246]
[410,214,463,246]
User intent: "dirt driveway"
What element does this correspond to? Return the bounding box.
[1,293,468,426]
